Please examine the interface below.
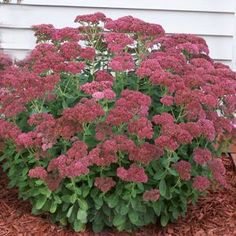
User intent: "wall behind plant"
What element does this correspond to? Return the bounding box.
[0,0,236,69]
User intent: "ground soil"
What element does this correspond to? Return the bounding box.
[0,156,235,236]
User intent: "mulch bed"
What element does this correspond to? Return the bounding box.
[0,156,236,236]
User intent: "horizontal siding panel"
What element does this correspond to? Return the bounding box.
[0,28,233,61]
[0,5,234,36]
[8,0,236,13]
[0,28,36,50]
[202,36,233,60]
[3,49,31,60]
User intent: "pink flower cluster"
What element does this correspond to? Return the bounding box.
[94,177,116,192]
[109,53,135,72]
[80,81,115,100]
[143,189,160,201]
[129,142,163,165]
[172,160,192,181]
[104,32,134,53]
[193,148,212,165]
[117,164,148,183]
[208,159,227,187]
[192,176,211,191]
[106,89,151,126]
[105,16,164,37]
[75,12,107,24]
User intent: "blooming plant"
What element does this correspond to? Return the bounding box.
[0,12,236,232]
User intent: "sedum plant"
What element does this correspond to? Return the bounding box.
[0,12,236,232]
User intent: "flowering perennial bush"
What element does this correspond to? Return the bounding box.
[0,12,236,232]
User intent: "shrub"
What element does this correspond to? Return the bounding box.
[0,12,235,232]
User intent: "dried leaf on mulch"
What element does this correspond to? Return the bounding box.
[0,156,235,236]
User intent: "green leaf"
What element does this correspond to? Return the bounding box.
[61,195,71,203]
[70,194,77,204]
[159,178,167,197]
[153,201,162,216]
[78,199,88,211]
[62,202,70,212]
[172,209,179,220]
[92,216,104,233]
[82,185,90,198]
[128,210,139,225]
[35,196,47,210]
[102,204,112,216]
[73,219,85,232]
[54,195,62,204]
[171,152,179,162]
[39,188,52,197]
[113,214,126,227]
[66,205,74,218]
[120,203,129,215]
[153,171,166,181]
[50,202,57,213]
[167,168,178,176]
[160,214,169,227]
[77,209,87,223]
[131,199,146,213]
[35,180,44,186]
[106,194,119,208]
[94,196,103,210]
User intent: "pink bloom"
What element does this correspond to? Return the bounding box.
[59,42,81,60]
[106,106,133,126]
[95,122,113,141]
[198,119,216,141]
[129,142,163,164]
[128,117,153,139]
[32,24,55,42]
[75,12,107,24]
[92,91,105,100]
[95,70,114,82]
[105,15,164,37]
[103,89,116,100]
[51,27,81,42]
[208,159,227,187]
[106,91,151,126]
[160,95,174,106]
[172,160,191,180]
[28,167,48,180]
[104,32,134,52]
[117,164,148,183]
[174,126,193,144]
[152,113,174,126]
[16,132,35,148]
[192,176,210,191]
[94,177,116,192]
[67,160,90,178]
[80,81,113,95]
[113,135,136,153]
[63,61,84,74]
[143,189,160,201]
[109,53,135,72]
[67,140,88,160]
[193,148,212,165]
[79,47,95,61]
[62,98,105,124]
[88,140,118,167]
[155,135,179,151]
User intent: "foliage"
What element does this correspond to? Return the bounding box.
[0,12,236,232]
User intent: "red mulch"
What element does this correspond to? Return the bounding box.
[0,156,236,236]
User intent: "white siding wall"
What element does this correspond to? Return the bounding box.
[1,0,236,69]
